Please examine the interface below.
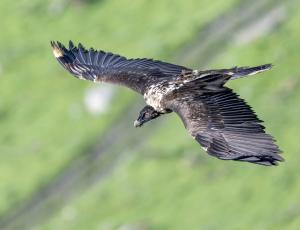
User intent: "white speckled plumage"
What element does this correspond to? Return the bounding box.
[144,80,181,112]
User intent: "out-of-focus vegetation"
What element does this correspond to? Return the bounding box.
[1,0,300,229]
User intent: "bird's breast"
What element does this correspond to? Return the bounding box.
[144,82,180,112]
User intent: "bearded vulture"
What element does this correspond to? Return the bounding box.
[51,41,283,166]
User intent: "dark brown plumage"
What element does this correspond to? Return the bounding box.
[51,41,283,166]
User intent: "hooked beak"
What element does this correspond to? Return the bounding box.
[134,120,142,128]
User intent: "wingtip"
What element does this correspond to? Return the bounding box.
[50,40,65,58]
[253,150,284,166]
[234,153,284,166]
[274,151,285,163]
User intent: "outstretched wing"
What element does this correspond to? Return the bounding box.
[51,41,190,94]
[168,88,283,166]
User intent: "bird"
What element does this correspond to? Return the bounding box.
[51,41,283,166]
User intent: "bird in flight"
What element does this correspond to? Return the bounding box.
[51,41,283,166]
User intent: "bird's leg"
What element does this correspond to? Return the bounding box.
[134,105,161,127]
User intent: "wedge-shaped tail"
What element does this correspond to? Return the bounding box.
[179,64,273,90]
[227,64,273,80]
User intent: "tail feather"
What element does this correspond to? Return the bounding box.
[228,64,273,80]
[190,64,273,88]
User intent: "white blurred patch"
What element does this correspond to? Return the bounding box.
[84,85,114,115]
[118,223,149,230]
[234,5,286,45]
[61,206,77,221]
[48,0,67,15]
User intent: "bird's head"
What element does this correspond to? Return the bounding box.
[134,106,160,128]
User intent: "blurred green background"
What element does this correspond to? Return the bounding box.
[0,0,300,229]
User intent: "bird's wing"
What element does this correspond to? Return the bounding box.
[51,41,190,94]
[167,88,283,166]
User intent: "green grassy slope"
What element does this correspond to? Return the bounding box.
[41,2,300,230]
[0,0,240,220]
